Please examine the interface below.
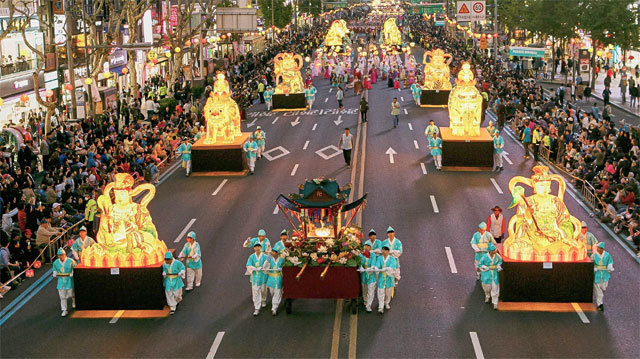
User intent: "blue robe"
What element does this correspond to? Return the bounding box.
[180,241,202,269]
[246,253,268,286]
[478,253,502,285]
[265,256,284,289]
[470,231,495,261]
[359,253,378,285]
[53,257,76,290]
[591,251,613,283]
[249,237,271,252]
[375,255,398,289]
[429,137,442,156]
[162,259,186,291]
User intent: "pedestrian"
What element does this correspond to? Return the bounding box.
[338,127,353,168]
[257,80,265,104]
[71,226,95,262]
[477,242,502,310]
[578,221,599,258]
[264,85,273,111]
[493,132,504,171]
[470,222,496,280]
[532,125,541,161]
[411,82,422,106]
[592,242,613,311]
[381,226,402,284]
[602,86,611,106]
[375,245,398,314]
[243,229,271,252]
[254,126,266,159]
[487,206,505,243]
[304,83,317,109]
[162,251,186,315]
[521,124,532,159]
[391,97,400,128]
[246,242,268,316]
[620,74,628,104]
[243,135,258,174]
[359,241,378,313]
[360,97,369,123]
[429,132,443,170]
[425,119,439,142]
[178,137,191,177]
[336,86,344,110]
[52,248,75,317]
[178,231,202,291]
[265,247,284,315]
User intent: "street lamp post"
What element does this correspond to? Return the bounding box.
[493,0,498,59]
[271,0,274,44]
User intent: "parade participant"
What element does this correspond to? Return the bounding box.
[360,97,369,123]
[579,221,599,257]
[71,226,95,261]
[470,222,497,280]
[425,119,439,141]
[391,98,400,128]
[178,137,192,177]
[338,127,354,168]
[478,242,503,310]
[367,229,382,254]
[592,242,613,311]
[243,135,258,175]
[411,81,422,106]
[429,132,443,170]
[52,248,76,317]
[178,231,202,291]
[254,126,266,160]
[359,242,378,312]
[265,247,284,315]
[162,251,186,315]
[304,83,317,109]
[486,206,505,243]
[264,85,273,111]
[375,246,398,314]
[336,86,344,110]
[272,229,288,253]
[382,226,402,283]
[243,229,271,252]
[493,132,505,171]
[246,243,268,316]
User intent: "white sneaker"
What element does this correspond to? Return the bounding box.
[378,308,384,314]
[272,310,277,316]
[72,301,76,309]
[493,304,498,310]
[385,304,391,310]
[485,297,490,303]
[261,303,267,308]
[61,310,68,317]
[195,283,201,287]
[253,310,259,316]
[365,306,372,312]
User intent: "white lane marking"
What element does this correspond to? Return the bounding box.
[291,164,299,176]
[403,108,408,115]
[469,332,485,359]
[205,331,226,359]
[334,115,343,125]
[325,97,329,103]
[385,147,397,164]
[502,153,513,165]
[303,140,309,150]
[312,123,318,131]
[211,179,228,196]
[109,310,125,324]
[430,195,439,213]
[420,162,427,175]
[174,218,197,243]
[490,178,503,194]
[329,88,333,93]
[272,116,279,124]
[273,205,279,215]
[408,123,413,131]
[413,140,419,149]
[156,160,182,185]
[398,88,401,92]
[401,96,405,101]
[571,302,590,324]
[444,247,458,273]
[291,116,301,127]
[247,118,258,128]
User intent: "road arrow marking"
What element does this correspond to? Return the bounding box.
[408,123,413,131]
[312,123,317,131]
[490,178,503,194]
[174,218,197,243]
[502,153,513,165]
[272,116,279,124]
[334,115,343,126]
[290,164,299,176]
[386,147,397,164]
[413,140,420,149]
[430,195,439,213]
[445,247,458,273]
[403,108,408,115]
[420,162,427,174]
[212,179,228,196]
[303,140,309,150]
[291,116,301,127]
[247,118,258,128]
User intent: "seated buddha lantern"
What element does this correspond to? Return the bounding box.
[448,62,483,136]
[203,73,242,144]
[382,18,402,46]
[324,20,349,47]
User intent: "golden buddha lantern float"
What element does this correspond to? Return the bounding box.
[448,62,483,136]
[422,49,453,91]
[274,52,305,95]
[382,18,402,46]
[203,73,242,144]
[81,173,168,267]
[324,19,349,47]
[504,166,587,262]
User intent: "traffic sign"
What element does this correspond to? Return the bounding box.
[456,1,486,21]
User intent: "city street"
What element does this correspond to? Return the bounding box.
[1,57,639,358]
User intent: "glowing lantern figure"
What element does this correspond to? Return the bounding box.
[448,63,483,136]
[273,52,305,95]
[382,18,402,46]
[324,19,349,47]
[422,48,453,91]
[81,173,168,267]
[504,166,587,262]
[202,73,242,144]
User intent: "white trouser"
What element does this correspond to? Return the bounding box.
[248,156,256,172]
[266,100,272,110]
[594,281,608,306]
[257,145,265,157]
[308,99,314,109]
[269,287,282,311]
[165,288,183,310]
[433,154,442,168]
[494,153,504,168]
[474,259,480,279]
[182,159,191,175]
[58,289,74,311]
[251,284,264,310]
[377,287,393,310]
[362,282,377,308]
[481,282,500,305]
[186,267,202,289]
[414,96,420,105]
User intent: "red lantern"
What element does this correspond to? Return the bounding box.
[201,38,207,44]
[20,94,29,102]
[185,40,191,46]
[152,58,158,64]
[64,83,74,91]
[629,55,635,60]
[221,34,227,39]
[121,67,129,74]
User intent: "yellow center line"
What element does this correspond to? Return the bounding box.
[348,311,358,359]
[330,299,344,359]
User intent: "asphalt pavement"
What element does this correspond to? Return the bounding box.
[0,47,639,358]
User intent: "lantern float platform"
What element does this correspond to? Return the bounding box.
[420,90,450,107]
[272,93,307,111]
[191,132,251,175]
[440,127,493,171]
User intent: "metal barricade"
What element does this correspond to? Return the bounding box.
[46,220,86,263]
[539,145,551,162]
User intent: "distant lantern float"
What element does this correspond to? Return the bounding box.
[202,73,242,144]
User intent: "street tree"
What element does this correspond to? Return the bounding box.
[258,0,293,28]
[123,0,152,98]
[299,0,322,16]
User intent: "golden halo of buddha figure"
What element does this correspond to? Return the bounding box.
[274,52,305,95]
[448,62,483,136]
[504,165,587,262]
[202,73,242,144]
[81,173,168,267]
[324,19,349,47]
[422,49,453,91]
[382,18,402,46]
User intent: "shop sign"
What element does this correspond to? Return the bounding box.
[170,6,178,27]
[508,46,546,58]
[0,73,43,98]
[109,50,128,68]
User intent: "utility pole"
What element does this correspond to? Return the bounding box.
[65,2,77,120]
[493,0,498,59]
[271,0,274,44]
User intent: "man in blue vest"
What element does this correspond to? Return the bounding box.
[375,246,398,314]
[246,243,268,316]
[52,248,76,316]
[470,222,496,280]
[359,242,378,312]
[243,135,258,174]
[178,137,192,177]
[493,132,505,171]
[592,242,614,311]
[162,251,186,315]
[478,242,503,310]
[265,247,284,315]
[429,133,443,170]
[178,231,202,291]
